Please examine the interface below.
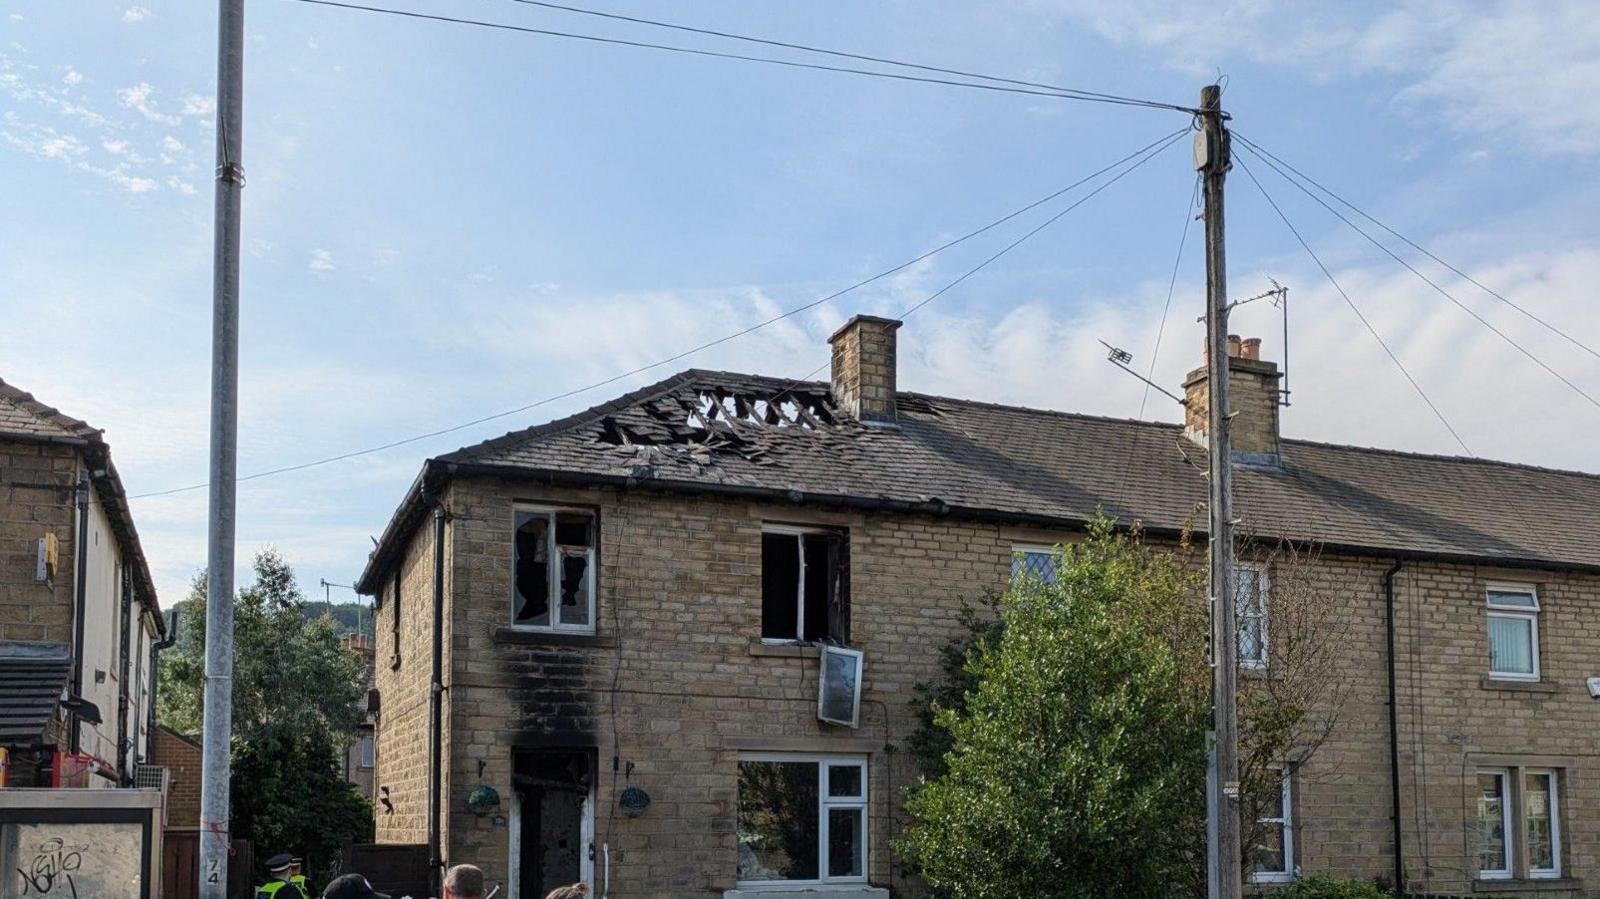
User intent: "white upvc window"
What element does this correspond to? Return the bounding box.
[1249,765,1294,883]
[1486,585,1540,681]
[736,754,868,889]
[1477,770,1513,879]
[511,505,597,633]
[1236,564,1270,670]
[1011,544,1059,585]
[1526,769,1561,879]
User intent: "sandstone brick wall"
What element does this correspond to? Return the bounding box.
[154,724,204,829]
[0,438,81,651]
[371,472,1600,898]
[372,504,453,849]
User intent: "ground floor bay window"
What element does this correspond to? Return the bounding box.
[735,754,877,894]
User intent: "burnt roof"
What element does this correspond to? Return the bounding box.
[356,368,1600,592]
[0,379,163,625]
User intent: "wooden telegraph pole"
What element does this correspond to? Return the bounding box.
[1198,83,1242,899]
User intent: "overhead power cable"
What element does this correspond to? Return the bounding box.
[1233,151,1474,456]
[1233,132,1600,364]
[131,128,1187,500]
[288,0,1194,111]
[496,0,1197,113]
[1235,140,1600,413]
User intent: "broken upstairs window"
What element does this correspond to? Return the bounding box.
[514,506,596,632]
[761,525,848,643]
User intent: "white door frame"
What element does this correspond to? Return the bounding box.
[506,780,596,896]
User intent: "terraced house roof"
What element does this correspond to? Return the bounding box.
[359,368,1600,591]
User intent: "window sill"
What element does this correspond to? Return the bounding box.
[725,887,887,898]
[1480,676,1558,694]
[492,627,615,648]
[749,638,820,659]
[1473,877,1582,893]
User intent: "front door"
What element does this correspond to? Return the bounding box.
[509,749,593,898]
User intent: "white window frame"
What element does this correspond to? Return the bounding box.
[817,645,864,728]
[357,735,374,769]
[1010,544,1059,584]
[1526,768,1562,879]
[761,524,837,645]
[1478,769,1514,880]
[736,753,869,890]
[1486,584,1540,682]
[511,504,597,634]
[1250,765,1295,884]
[1237,563,1270,670]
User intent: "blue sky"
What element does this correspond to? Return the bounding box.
[5,0,1599,607]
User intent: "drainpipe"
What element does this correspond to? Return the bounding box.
[117,562,134,785]
[424,493,449,895]
[70,470,91,755]
[148,611,178,747]
[1384,560,1405,896]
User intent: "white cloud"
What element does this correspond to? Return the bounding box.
[117,81,180,125]
[165,176,198,196]
[309,249,336,273]
[102,138,129,155]
[180,93,214,117]
[62,68,83,86]
[122,7,151,23]
[1035,0,1600,155]
[160,134,183,152]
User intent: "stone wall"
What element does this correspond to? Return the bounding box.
[0,438,81,649]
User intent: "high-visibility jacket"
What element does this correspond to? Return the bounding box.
[255,879,308,899]
[291,874,309,894]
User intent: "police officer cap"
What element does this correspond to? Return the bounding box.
[265,853,295,873]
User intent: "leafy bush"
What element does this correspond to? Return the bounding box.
[1274,876,1391,899]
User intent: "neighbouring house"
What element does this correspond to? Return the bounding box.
[357,315,1600,898]
[342,632,377,800]
[0,378,166,790]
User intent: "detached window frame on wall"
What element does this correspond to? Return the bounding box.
[1486,584,1541,681]
[1010,544,1059,585]
[1236,563,1270,670]
[511,504,598,634]
[735,753,869,890]
[760,524,849,644]
[1249,764,1295,884]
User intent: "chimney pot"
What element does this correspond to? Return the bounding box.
[1227,334,1243,358]
[828,315,902,424]
[1241,337,1261,361]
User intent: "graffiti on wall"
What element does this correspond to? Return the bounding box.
[2,823,144,899]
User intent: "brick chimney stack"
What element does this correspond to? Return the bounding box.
[828,315,902,425]
[1183,335,1283,459]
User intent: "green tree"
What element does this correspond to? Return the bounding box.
[158,549,372,881]
[900,521,1349,898]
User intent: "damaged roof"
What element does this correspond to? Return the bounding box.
[357,369,1600,592]
[0,378,164,623]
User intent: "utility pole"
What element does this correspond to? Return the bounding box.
[200,1,244,897]
[1198,83,1242,899]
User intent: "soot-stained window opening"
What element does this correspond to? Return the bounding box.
[513,506,597,633]
[761,525,848,644]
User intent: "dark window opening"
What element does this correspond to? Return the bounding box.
[514,508,596,630]
[761,528,848,643]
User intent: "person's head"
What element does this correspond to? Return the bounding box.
[321,873,391,899]
[289,857,305,876]
[543,885,587,899]
[441,864,484,899]
[265,854,294,881]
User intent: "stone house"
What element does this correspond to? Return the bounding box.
[357,316,1600,898]
[0,378,166,789]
